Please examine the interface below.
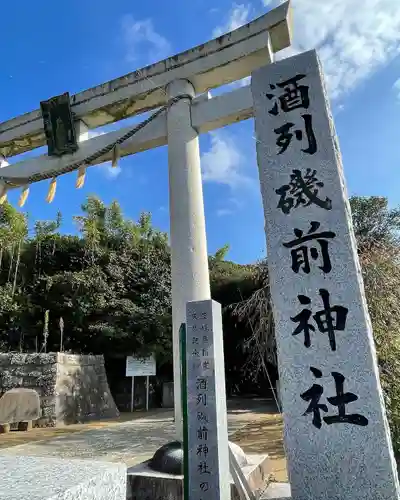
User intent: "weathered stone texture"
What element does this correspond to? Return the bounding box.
[0,388,40,424]
[0,455,126,500]
[56,353,120,424]
[0,352,119,426]
[252,49,400,500]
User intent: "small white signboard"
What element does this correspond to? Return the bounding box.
[126,355,156,377]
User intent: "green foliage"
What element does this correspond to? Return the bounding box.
[213,244,230,262]
[0,196,172,364]
[351,197,400,457]
[349,196,400,251]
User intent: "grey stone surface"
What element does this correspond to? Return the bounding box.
[252,49,400,500]
[229,441,248,467]
[0,406,253,465]
[127,453,270,500]
[0,455,126,500]
[262,483,291,500]
[0,388,40,424]
[55,353,119,424]
[0,352,118,426]
[186,300,230,500]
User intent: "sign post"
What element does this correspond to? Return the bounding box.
[126,355,156,412]
[145,376,150,412]
[130,376,135,413]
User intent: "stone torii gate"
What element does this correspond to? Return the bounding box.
[0,1,291,437]
[2,4,400,500]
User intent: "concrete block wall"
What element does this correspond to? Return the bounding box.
[0,353,119,426]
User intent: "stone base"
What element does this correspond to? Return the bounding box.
[127,453,270,500]
[262,482,291,500]
[0,455,127,500]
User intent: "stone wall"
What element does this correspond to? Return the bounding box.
[0,353,119,426]
[56,353,119,424]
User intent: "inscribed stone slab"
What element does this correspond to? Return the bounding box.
[0,455,126,500]
[186,299,230,500]
[251,49,400,500]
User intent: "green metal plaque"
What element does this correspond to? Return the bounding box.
[40,92,78,157]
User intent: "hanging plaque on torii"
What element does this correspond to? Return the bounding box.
[40,92,79,157]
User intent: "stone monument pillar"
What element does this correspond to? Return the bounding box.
[186,299,230,500]
[252,50,400,500]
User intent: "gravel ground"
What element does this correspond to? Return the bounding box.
[0,399,284,471]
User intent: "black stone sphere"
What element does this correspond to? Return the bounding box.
[148,441,183,475]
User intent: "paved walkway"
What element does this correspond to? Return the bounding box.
[0,399,286,474]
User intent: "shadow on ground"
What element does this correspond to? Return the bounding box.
[0,416,176,465]
[0,409,171,450]
[227,398,279,416]
[0,398,288,480]
[232,415,285,459]
[227,400,287,483]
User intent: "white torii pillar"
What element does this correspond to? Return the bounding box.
[167,79,211,437]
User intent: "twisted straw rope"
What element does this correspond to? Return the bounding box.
[0,93,193,188]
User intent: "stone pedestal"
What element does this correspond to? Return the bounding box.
[262,483,291,500]
[0,455,126,500]
[127,454,270,500]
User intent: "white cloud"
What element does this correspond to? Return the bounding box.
[216,208,234,217]
[266,0,400,100]
[393,78,400,100]
[216,197,244,216]
[201,131,254,189]
[99,162,122,180]
[212,4,251,38]
[121,15,172,64]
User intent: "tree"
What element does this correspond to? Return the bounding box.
[0,197,172,363]
[0,203,28,293]
[213,244,230,262]
[349,196,400,251]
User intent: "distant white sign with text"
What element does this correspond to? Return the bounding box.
[126,355,156,377]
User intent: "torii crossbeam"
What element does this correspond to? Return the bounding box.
[0,1,292,436]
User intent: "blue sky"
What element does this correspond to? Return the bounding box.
[1,0,400,264]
